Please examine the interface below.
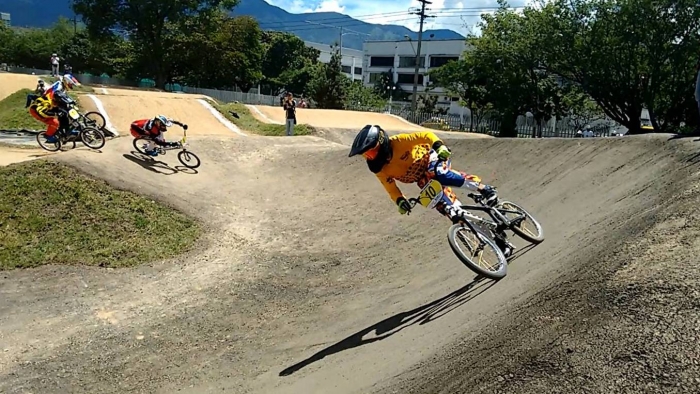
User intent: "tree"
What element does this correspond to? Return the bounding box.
[428,57,491,131]
[261,31,320,94]
[373,70,408,102]
[345,80,386,110]
[72,0,239,87]
[307,44,348,109]
[536,0,700,134]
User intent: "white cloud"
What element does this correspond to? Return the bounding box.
[262,0,531,36]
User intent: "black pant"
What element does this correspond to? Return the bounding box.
[25,94,38,108]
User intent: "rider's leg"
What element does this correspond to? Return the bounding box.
[428,157,499,206]
[30,108,60,142]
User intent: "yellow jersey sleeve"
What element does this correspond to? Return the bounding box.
[391,131,441,147]
[376,171,403,203]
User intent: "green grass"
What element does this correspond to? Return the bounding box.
[0,89,41,130]
[0,160,202,270]
[0,87,95,131]
[214,101,315,136]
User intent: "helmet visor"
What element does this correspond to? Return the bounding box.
[362,141,381,160]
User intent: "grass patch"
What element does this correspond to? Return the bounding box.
[0,89,41,130]
[0,87,95,131]
[214,101,315,136]
[0,160,201,270]
[0,141,36,149]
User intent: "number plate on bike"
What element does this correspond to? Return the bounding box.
[418,179,444,208]
[68,109,79,119]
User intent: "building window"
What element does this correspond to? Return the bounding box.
[368,73,384,83]
[397,73,423,84]
[370,56,394,67]
[398,56,425,68]
[429,56,459,68]
[341,65,352,74]
[354,67,362,75]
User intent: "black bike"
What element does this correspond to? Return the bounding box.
[406,178,544,280]
[35,93,106,151]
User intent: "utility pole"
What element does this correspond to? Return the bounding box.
[411,0,433,111]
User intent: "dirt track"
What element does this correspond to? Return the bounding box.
[250,104,469,133]
[0,73,40,100]
[1,131,699,393]
[0,145,54,166]
[83,89,242,138]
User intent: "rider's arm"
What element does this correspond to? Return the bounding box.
[170,119,188,129]
[393,131,444,150]
[377,174,404,204]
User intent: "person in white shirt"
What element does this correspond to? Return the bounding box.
[50,54,60,76]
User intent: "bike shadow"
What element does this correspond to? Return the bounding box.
[122,151,198,175]
[279,277,496,377]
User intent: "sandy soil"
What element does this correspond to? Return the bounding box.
[0,73,39,100]
[91,93,239,138]
[250,105,477,133]
[1,132,698,394]
[0,145,53,166]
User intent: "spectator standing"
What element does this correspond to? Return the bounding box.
[283,92,296,136]
[50,53,60,76]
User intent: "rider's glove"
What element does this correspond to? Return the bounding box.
[183,124,188,130]
[396,197,412,215]
[436,144,451,160]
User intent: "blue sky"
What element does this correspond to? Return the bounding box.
[264,0,530,35]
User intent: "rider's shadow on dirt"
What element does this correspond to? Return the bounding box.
[122,151,198,175]
[278,277,497,377]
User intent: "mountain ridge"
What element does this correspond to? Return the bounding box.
[0,0,464,50]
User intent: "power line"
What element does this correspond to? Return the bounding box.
[250,6,515,31]
[411,0,434,111]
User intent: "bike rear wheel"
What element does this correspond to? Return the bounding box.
[36,132,62,152]
[80,127,106,150]
[448,222,508,279]
[498,201,544,244]
[133,137,150,154]
[83,111,106,129]
[178,150,201,169]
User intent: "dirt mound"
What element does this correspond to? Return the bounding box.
[249,105,484,134]
[0,134,698,394]
[86,89,243,138]
[0,73,41,101]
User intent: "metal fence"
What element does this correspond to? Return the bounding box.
[180,86,277,105]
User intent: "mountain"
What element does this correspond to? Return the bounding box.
[231,0,464,49]
[0,0,464,50]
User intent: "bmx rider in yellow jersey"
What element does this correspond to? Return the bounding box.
[348,125,515,257]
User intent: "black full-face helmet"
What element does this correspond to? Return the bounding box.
[348,125,391,173]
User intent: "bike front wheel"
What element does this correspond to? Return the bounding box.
[448,222,508,280]
[80,127,106,150]
[498,201,544,244]
[178,150,201,169]
[36,132,62,152]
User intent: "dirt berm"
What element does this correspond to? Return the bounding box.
[0,133,698,394]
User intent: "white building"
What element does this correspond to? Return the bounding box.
[0,13,10,27]
[304,41,363,80]
[362,39,467,103]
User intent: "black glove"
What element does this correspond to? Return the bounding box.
[182,124,188,130]
[397,197,412,215]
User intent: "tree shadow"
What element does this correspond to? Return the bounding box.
[122,151,198,175]
[279,277,497,377]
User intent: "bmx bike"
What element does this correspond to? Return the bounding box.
[406,176,544,280]
[132,126,201,169]
[36,107,106,151]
